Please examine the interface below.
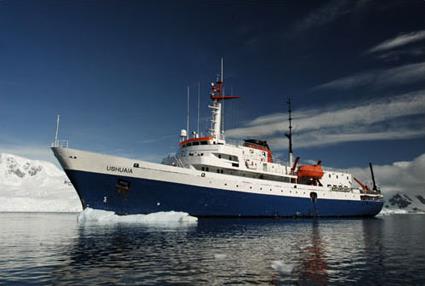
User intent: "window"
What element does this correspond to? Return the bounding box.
[218,154,222,159]
[116,179,130,194]
[133,163,139,168]
[193,141,200,146]
[201,141,208,145]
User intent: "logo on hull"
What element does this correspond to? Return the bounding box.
[107,165,133,174]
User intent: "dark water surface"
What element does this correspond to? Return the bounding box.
[0,213,424,285]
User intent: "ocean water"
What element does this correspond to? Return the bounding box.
[0,212,424,286]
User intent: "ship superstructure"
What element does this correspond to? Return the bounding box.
[52,60,383,217]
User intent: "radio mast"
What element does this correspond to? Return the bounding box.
[285,98,293,168]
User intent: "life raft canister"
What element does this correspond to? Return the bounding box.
[297,165,324,179]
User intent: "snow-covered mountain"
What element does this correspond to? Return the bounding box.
[0,153,81,212]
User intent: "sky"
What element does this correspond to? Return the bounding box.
[0,0,424,169]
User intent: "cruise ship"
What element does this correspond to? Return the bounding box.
[51,61,383,217]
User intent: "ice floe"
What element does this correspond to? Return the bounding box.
[78,207,198,226]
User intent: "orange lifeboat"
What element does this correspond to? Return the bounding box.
[297,165,324,179]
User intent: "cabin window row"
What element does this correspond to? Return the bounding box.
[188,152,204,156]
[215,153,238,162]
[182,141,209,148]
[198,165,294,183]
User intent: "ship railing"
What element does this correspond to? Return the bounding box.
[322,167,350,174]
[175,157,187,168]
[51,140,69,148]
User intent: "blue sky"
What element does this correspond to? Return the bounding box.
[0,0,424,168]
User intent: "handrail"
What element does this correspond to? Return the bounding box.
[51,140,69,148]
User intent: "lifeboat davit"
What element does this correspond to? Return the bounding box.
[297,165,324,179]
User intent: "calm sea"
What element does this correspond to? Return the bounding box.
[0,213,424,285]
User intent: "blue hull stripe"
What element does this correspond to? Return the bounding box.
[66,170,383,217]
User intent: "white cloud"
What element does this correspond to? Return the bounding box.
[368,30,425,53]
[292,0,352,33]
[271,128,425,149]
[349,153,425,198]
[226,90,425,140]
[225,91,425,150]
[314,62,425,90]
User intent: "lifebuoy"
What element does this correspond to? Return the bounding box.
[201,172,206,177]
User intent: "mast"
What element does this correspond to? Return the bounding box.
[186,86,190,139]
[197,82,200,135]
[54,114,60,147]
[221,57,223,82]
[285,98,293,168]
[209,58,239,142]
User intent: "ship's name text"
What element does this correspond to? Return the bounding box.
[106,166,133,174]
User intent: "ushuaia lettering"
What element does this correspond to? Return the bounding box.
[107,165,133,174]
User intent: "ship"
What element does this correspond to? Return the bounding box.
[51,60,383,217]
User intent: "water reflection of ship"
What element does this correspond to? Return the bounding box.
[297,220,329,286]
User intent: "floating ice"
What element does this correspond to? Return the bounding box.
[271,260,294,275]
[377,208,425,216]
[214,253,227,260]
[78,208,198,226]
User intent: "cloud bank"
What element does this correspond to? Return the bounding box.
[313,62,425,91]
[225,90,425,149]
[350,152,425,197]
[368,30,425,53]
